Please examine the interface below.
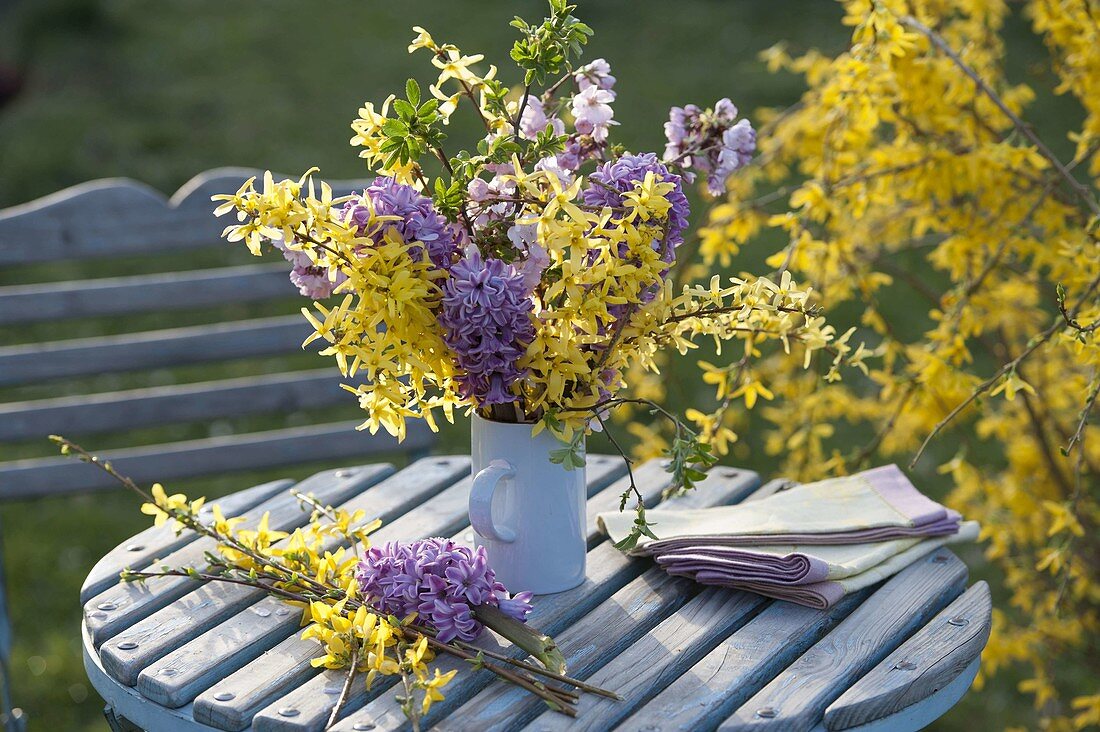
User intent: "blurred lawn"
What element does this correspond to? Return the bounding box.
[0,1,1081,729]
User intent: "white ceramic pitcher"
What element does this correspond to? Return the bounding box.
[468,413,587,594]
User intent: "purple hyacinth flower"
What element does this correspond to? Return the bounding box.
[437,250,536,406]
[429,600,479,643]
[341,177,459,269]
[662,100,756,196]
[272,237,347,299]
[355,538,533,643]
[496,591,534,621]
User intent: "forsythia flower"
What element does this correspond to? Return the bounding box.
[140,483,203,529]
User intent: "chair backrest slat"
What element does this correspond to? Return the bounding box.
[0,315,313,386]
[0,180,221,264]
[0,263,292,325]
[0,420,434,500]
[0,370,346,442]
[0,168,367,264]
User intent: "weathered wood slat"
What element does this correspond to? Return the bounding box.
[718,550,969,731]
[615,592,867,732]
[0,179,211,264]
[334,469,763,732]
[0,263,293,325]
[0,370,344,443]
[821,658,981,732]
[244,456,637,732]
[0,315,311,386]
[84,464,392,650]
[823,581,991,731]
[0,420,432,499]
[484,575,710,730]
[133,457,475,710]
[191,633,329,731]
[82,624,220,732]
[139,595,306,709]
[742,478,798,502]
[80,478,295,604]
[0,168,370,264]
[523,588,767,732]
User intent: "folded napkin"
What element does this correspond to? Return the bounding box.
[669,522,980,609]
[598,465,961,555]
[597,465,976,609]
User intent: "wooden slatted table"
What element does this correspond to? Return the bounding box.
[81,457,991,732]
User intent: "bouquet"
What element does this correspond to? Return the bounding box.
[214,2,851,545]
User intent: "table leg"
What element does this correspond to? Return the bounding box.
[103,705,143,732]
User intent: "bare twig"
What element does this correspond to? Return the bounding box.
[851,381,918,467]
[595,411,642,507]
[327,644,358,729]
[1065,374,1100,455]
[417,635,577,716]
[513,84,532,140]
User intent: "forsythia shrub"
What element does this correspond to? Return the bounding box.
[636,0,1099,727]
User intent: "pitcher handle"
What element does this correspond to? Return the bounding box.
[469,459,517,543]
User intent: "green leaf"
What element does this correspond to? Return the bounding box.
[548,447,571,465]
[382,119,408,137]
[379,137,404,153]
[392,99,416,120]
[612,500,658,552]
[613,533,639,552]
[405,78,421,106]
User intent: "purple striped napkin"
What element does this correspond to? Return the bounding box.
[597,465,976,609]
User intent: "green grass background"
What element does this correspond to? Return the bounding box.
[0,1,1085,729]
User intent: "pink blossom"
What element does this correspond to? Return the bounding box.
[519,96,565,140]
[574,58,616,92]
[571,86,616,142]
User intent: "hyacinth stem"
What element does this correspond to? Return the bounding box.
[473,604,567,674]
